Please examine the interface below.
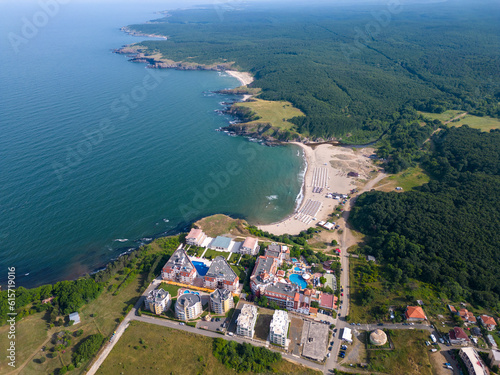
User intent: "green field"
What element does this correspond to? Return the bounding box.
[420,110,500,131]
[96,321,321,375]
[194,214,249,238]
[233,99,305,132]
[158,283,182,298]
[203,249,231,260]
[376,166,430,192]
[367,329,433,375]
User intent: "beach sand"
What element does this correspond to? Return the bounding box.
[226,70,254,86]
[258,143,379,236]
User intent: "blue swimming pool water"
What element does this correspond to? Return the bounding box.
[294,266,302,272]
[289,274,307,289]
[192,261,209,276]
[183,290,200,295]
[291,258,298,263]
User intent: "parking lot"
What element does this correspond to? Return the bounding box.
[196,316,228,333]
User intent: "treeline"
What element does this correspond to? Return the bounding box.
[212,337,281,373]
[125,2,499,141]
[350,127,500,308]
[0,235,181,326]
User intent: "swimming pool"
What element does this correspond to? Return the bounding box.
[289,274,307,289]
[183,290,200,295]
[291,258,298,263]
[192,261,209,276]
[294,266,302,272]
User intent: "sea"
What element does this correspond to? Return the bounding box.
[0,0,304,288]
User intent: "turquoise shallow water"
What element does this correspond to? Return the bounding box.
[0,1,303,287]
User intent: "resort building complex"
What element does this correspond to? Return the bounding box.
[264,243,290,265]
[175,293,202,321]
[269,310,290,347]
[203,256,239,292]
[144,288,171,315]
[237,304,258,338]
[210,288,234,315]
[162,248,197,284]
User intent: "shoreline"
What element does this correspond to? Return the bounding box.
[256,142,377,236]
[225,70,254,86]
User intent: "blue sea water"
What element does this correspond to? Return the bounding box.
[0,1,303,288]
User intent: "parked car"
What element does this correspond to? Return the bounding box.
[179,322,185,326]
[444,363,451,366]
[341,345,347,350]
[327,353,331,358]
[377,323,384,326]
[341,293,344,296]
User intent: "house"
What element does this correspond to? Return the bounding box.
[42,296,54,304]
[236,304,258,338]
[204,256,239,292]
[449,327,470,345]
[186,228,207,247]
[367,255,376,262]
[68,312,80,325]
[175,293,202,321]
[405,306,426,321]
[489,349,500,367]
[448,305,457,314]
[276,270,286,278]
[459,347,489,375]
[319,293,337,311]
[459,308,477,323]
[209,236,232,251]
[479,315,497,331]
[144,288,171,314]
[161,247,197,284]
[240,237,259,255]
[263,283,311,315]
[269,310,290,347]
[210,288,234,315]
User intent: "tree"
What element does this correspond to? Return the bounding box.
[320,277,327,285]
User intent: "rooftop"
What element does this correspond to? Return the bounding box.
[242,237,258,249]
[237,304,258,329]
[450,327,469,341]
[252,256,277,278]
[302,321,328,361]
[480,315,497,326]
[210,288,232,304]
[164,248,195,274]
[460,347,488,375]
[406,306,426,319]
[265,282,298,298]
[147,288,169,303]
[211,236,232,249]
[205,256,237,282]
[270,310,289,337]
[176,293,201,308]
[187,228,204,239]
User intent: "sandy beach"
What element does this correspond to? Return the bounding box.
[258,143,378,236]
[226,70,254,86]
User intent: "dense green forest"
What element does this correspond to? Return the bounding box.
[212,337,281,372]
[125,1,500,142]
[350,127,500,309]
